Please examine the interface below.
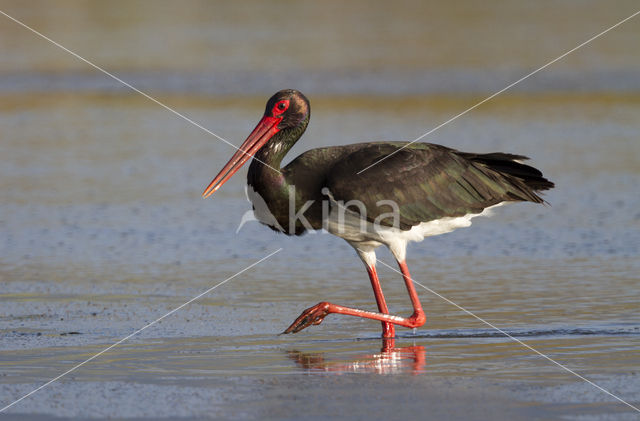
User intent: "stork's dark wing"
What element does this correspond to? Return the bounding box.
[324,142,553,230]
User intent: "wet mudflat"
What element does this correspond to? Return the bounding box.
[1,1,640,420]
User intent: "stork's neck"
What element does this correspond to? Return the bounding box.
[247,141,289,196]
[246,117,310,234]
[247,115,309,190]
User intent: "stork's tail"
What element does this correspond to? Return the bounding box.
[460,152,555,203]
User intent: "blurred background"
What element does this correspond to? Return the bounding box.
[0,1,639,419]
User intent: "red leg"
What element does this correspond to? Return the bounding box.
[397,260,426,328]
[366,265,395,338]
[283,260,425,335]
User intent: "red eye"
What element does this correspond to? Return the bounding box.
[273,100,289,115]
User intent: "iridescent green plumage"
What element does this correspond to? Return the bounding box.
[245,89,553,235]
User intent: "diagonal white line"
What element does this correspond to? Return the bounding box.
[375,258,640,413]
[0,248,283,414]
[0,9,281,175]
[357,9,640,175]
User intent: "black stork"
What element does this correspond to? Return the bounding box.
[203,89,554,339]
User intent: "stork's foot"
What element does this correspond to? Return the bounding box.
[283,301,331,334]
[282,301,424,336]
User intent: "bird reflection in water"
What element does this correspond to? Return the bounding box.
[287,339,426,374]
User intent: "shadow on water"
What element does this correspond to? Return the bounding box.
[284,324,639,375]
[404,326,640,339]
[296,325,640,345]
[287,338,426,374]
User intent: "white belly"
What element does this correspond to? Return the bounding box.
[326,201,503,262]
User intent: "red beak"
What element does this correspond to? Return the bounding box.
[202,115,282,198]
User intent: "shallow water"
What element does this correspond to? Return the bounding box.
[1,1,640,420]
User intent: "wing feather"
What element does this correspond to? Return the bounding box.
[324,143,549,230]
